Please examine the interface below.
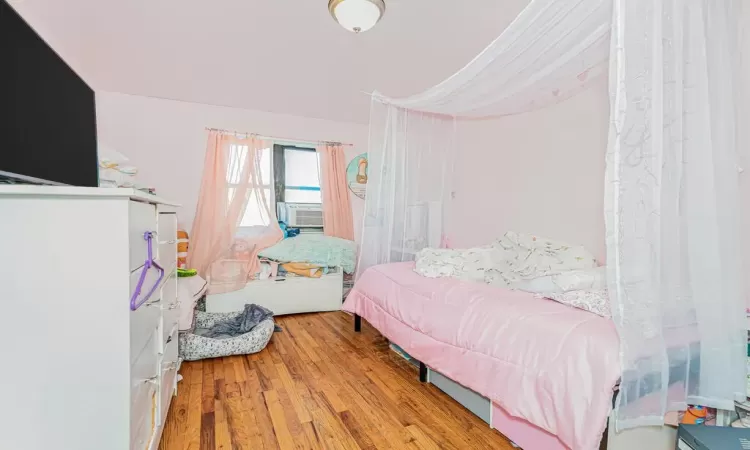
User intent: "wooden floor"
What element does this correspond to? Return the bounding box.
[159,311,515,450]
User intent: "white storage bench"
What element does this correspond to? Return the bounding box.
[206,267,344,315]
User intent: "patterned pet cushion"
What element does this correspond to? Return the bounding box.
[179,311,274,361]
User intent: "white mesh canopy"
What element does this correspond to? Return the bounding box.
[359,0,746,437]
[376,0,612,117]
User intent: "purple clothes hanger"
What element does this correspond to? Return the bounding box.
[130,231,165,311]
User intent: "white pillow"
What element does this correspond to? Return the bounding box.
[514,266,606,294]
[497,231,598,275]
[536,289,611,318]
[512,276,559,293]
[552,266,607,291]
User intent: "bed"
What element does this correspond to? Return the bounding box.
[342,261,621,450]
[206,234,353,315]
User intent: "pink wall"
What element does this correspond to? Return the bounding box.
[98,65,748,270]
[447,78,610,258]
[95,91,368,237]
[96,84,611,258]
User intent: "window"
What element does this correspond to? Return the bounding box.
[273,145,321,204]
[227,143,322,230]
[226,144,273,227]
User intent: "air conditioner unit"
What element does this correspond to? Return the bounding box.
[278,202,324,228]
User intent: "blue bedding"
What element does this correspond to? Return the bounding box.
[258,234,357,274]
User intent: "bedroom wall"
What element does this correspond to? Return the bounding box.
[95,91,369,239]
[98,51,747,271]
[447,77,610,259]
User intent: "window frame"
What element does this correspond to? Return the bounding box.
[273,144,321,205]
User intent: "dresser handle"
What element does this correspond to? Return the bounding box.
[144,375,159,385]
[162,362,178,371]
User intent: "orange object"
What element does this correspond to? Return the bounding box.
[282,262,324,278]
[681,406,707,424]
[177,230,189,269]
[356,157,368,184]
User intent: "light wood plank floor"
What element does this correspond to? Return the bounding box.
[159,311,515,450]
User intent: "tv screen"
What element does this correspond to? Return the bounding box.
[0,0,98,187]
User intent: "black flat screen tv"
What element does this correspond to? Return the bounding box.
[0,0,98,186]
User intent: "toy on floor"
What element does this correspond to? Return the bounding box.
[682,406,708,425]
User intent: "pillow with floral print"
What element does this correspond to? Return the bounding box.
[536,289,612,318]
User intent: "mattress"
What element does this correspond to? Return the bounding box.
[343,262,621,450]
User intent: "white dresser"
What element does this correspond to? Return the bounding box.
[0,186,181,450]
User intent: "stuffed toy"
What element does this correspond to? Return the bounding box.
[177,230,189,269]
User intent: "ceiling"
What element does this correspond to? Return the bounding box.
[9,0,529,124]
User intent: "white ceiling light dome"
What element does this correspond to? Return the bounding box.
[328,0,385,33]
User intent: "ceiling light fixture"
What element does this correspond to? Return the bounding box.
[328,0,385,33]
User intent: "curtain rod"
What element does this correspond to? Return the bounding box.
[204,127,354,147]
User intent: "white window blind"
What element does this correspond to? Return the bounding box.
[284,148,321,203]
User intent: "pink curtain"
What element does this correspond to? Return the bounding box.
[317,143,354,241]
[188,131,282,294]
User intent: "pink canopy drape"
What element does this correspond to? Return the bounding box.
[317,143,354,241]
[189,131,282,294]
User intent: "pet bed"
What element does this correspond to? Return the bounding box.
[179,310,274,361]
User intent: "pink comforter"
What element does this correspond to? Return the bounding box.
[343,262,620,450]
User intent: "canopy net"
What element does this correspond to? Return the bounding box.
[358,0,746,437]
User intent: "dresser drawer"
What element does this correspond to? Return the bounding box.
[132,420,152,450]
[158,363,178,427]
[158,243,177,270]
[156,243,177,269]
[158,328,179,426]
[161,267,178,304]
[131,331,159,449]
[130,267,162,362]
[157,213,177,267]
[161,271,179,345]
[162,307,179,348]
[162,328,179,364]
[129,201,157,272]
[157,212,177,238]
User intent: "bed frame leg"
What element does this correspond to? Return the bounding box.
[599,421,608,450]
[354,314,361,332]
[419,362,427,383]
[599,390,617,450]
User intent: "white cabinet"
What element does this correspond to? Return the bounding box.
[0,186,180,450]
